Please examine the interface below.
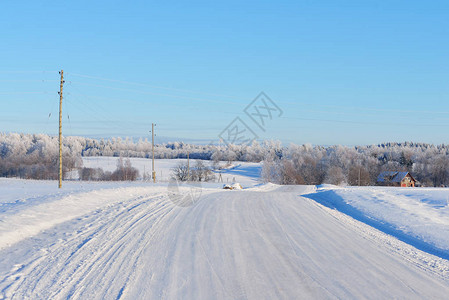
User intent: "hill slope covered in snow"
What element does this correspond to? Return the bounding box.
[1,163,449,298]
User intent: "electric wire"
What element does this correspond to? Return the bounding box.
[64,81,127,127]
[0,70,59,74]
[280,116,449,127]
[64,91,149,134]
[67,81,240,105]
[0,91,50,95]
[66,72,449,117]
[66,72,241,100]
[2,70,449,137]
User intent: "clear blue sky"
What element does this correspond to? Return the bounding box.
[1,0,448,145]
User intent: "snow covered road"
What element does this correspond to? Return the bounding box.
[1,184,449,299]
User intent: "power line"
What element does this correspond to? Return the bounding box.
[281,116,449,127]
[2,70,448,116]
[65,83,160,107]
[0,79,58,83]
[62,88,449,124]
[64,96,129,131]
[0,70,59,74]
[65,72,449,116]
[3,70,449,137]
[67,81,240,105]
[66,91,118,122]
[0,91,50,95]
[278,100,449,115]
[66,72,241,100]
[64,82,132,126]
[64,90,153,134]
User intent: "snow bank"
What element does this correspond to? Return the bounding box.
[0,181,167,250]
[304,186,449,259]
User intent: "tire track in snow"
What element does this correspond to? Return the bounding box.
[261,197,337,298]
[1,185,449,299]
[51,194,174,299]
[1,192,177,299]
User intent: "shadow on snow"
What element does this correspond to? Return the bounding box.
[218,164,261,179]
[303,189,449,261]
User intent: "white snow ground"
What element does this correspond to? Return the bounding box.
[81,157,261,187]
[303,185,449,260]
[1,162,449,299]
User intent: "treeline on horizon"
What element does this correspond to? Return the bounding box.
[1,133,448,187]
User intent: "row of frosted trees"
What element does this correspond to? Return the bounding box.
[1,133,448,186]
[261,143,449,187]
[0,133,82,179]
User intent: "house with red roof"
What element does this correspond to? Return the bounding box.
[377,171,416,187]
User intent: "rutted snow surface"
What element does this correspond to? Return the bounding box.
[1,182,449,299]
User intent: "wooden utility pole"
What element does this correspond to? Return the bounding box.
[187,150,190,181]
[358,167,361,186]
[58,70,64,188]
[152,123,156,183]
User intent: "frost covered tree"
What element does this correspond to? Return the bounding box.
[170,163,189,181]
[2,132,449,186]
[324,166,346,186]
[191,160,215,182]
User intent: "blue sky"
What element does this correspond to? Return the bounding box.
[1,0,448,145]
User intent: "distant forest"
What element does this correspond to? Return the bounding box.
[1,133,448,187]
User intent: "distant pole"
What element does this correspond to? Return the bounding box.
[152,123,156,183]
[58,70,64,188]
[358,167,361,186]
[187,150,190,181]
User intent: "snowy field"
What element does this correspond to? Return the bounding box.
[81,157,262,187]
[304,185,449,260]
[1,161,449,298]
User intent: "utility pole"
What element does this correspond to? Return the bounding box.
[58,70,64,188]
[187,150,190,181]
[151,123,156,183]
[358,167,361,186]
